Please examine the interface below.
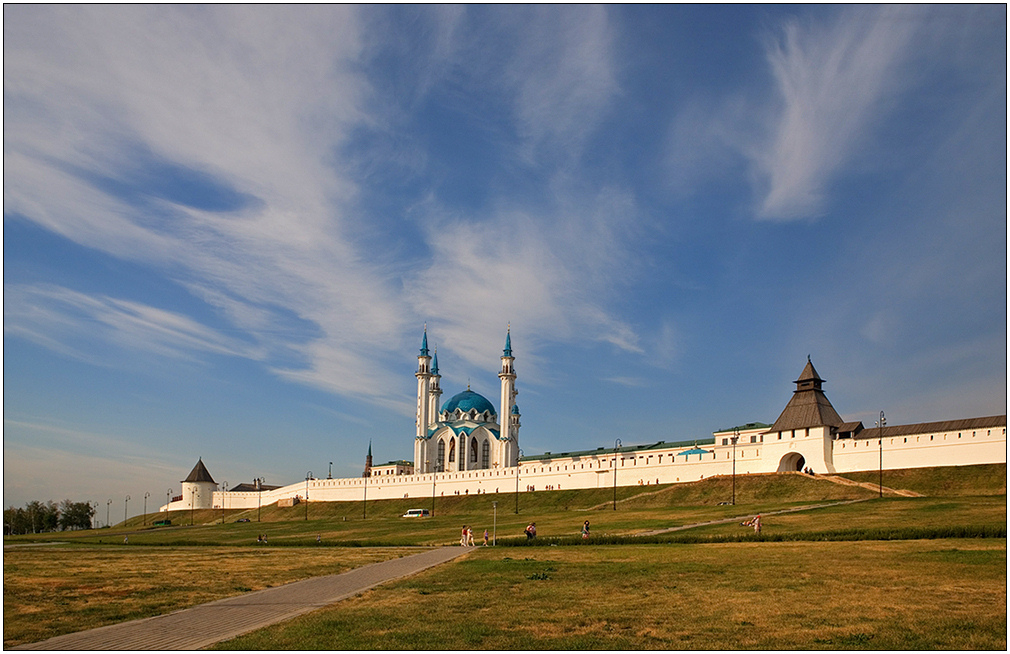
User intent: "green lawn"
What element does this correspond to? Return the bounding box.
[5,464,1005,649]
[215,540,1007,650]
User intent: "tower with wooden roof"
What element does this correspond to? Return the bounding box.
[764,358,844,473]
[181,457,218,510]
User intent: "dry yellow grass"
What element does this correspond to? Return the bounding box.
[3,546,418,647]
[218,540,1007,650]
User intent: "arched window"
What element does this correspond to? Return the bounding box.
[481,441,490,469]
[448,438,455,463]
[437,440,445,472]
[470,437,478,463]
[459,436,466,467]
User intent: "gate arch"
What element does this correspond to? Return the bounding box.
[778,452,805,472]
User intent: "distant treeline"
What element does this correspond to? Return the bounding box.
[4,500,95,535]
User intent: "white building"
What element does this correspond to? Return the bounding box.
[414,328,520,474]
[162,338,1006,512]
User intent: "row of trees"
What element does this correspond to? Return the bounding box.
[4,500,96,535]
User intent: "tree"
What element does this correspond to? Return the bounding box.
[59,499,94,531]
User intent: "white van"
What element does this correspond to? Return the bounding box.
[402,508,430,518]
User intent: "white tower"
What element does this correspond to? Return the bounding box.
[181,458,217,510]
[414,327,432,473]
[498,327,519,468]
[428,348,442,432]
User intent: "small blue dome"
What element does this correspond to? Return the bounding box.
[442,390,497,417]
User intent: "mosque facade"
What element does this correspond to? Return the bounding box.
[163,331,1006,512]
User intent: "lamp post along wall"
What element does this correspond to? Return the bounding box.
[515,449,523,514]
[731,430,739,506]
[305,473,311,521]
[613,438,622,510]
[878,411,886,498]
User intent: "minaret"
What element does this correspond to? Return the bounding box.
[415,327,432,472]
[428,348,443,429]
[498,326,518,468]
[363,441,373,478]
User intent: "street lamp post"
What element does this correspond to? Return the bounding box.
[877,411,886,498]
[613,439,622,510]
[732,428,739,506]
[514,448,523,514]
[124,495,130,525]
[429,460,436,517]
[144,492,150,525]
[166,489,172,517]
[492,501,498,546]
[305,472,312,521]
[106,499,112,528]
[257,478,263,522]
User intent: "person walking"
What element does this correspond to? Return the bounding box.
[461,525,468,546]
[466,526,475,546]
[582,520,590,539]
[483,529,489,546]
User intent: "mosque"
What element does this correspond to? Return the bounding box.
[163,329,1006,512]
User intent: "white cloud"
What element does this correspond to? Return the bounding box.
[507,5,618,159]
[3,5,641,412]
[754,7,916,220]
[4,284,263,364]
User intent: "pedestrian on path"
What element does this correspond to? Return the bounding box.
[483,529,489,546]
[582,520,590,539]
[466,526,475,546]
[461,525,468,546]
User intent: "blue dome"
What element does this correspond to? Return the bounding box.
[441,390,497,418]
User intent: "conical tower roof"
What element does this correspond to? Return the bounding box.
[182,458,216,484]
[768,359,843,433]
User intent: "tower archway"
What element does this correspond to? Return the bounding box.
[778,452,805,472]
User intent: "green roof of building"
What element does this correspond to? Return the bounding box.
[521,438,715,462]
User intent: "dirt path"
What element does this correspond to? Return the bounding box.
[635,497,872,536]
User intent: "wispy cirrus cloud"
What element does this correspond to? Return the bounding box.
[3,5,640,408]
[754,7,916,220]
[3,284,264,364]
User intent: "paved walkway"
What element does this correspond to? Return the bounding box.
[13,547,470,651]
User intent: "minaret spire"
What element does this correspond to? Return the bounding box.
[415,325,434,471]
[498,325,518,468]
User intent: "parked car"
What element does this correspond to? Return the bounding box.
[235,518,251,523]
[402,509,430,518]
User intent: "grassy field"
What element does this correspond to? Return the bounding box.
[838,463,1006,496]
[4,464,1005,649]
[215,540,1006,650]
[2,547,417,648]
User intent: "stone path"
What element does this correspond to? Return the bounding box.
[13,547,471,651]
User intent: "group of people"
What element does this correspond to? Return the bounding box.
[460,525,489,546]
[524,522,537,539]
[256,534,269,543]
[741,515,762,533]
[803,466,816,475]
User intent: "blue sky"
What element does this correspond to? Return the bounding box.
[4,5,1006,516]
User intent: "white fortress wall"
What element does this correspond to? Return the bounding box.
[161,418,1006,513]
[831,425,1006,473]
